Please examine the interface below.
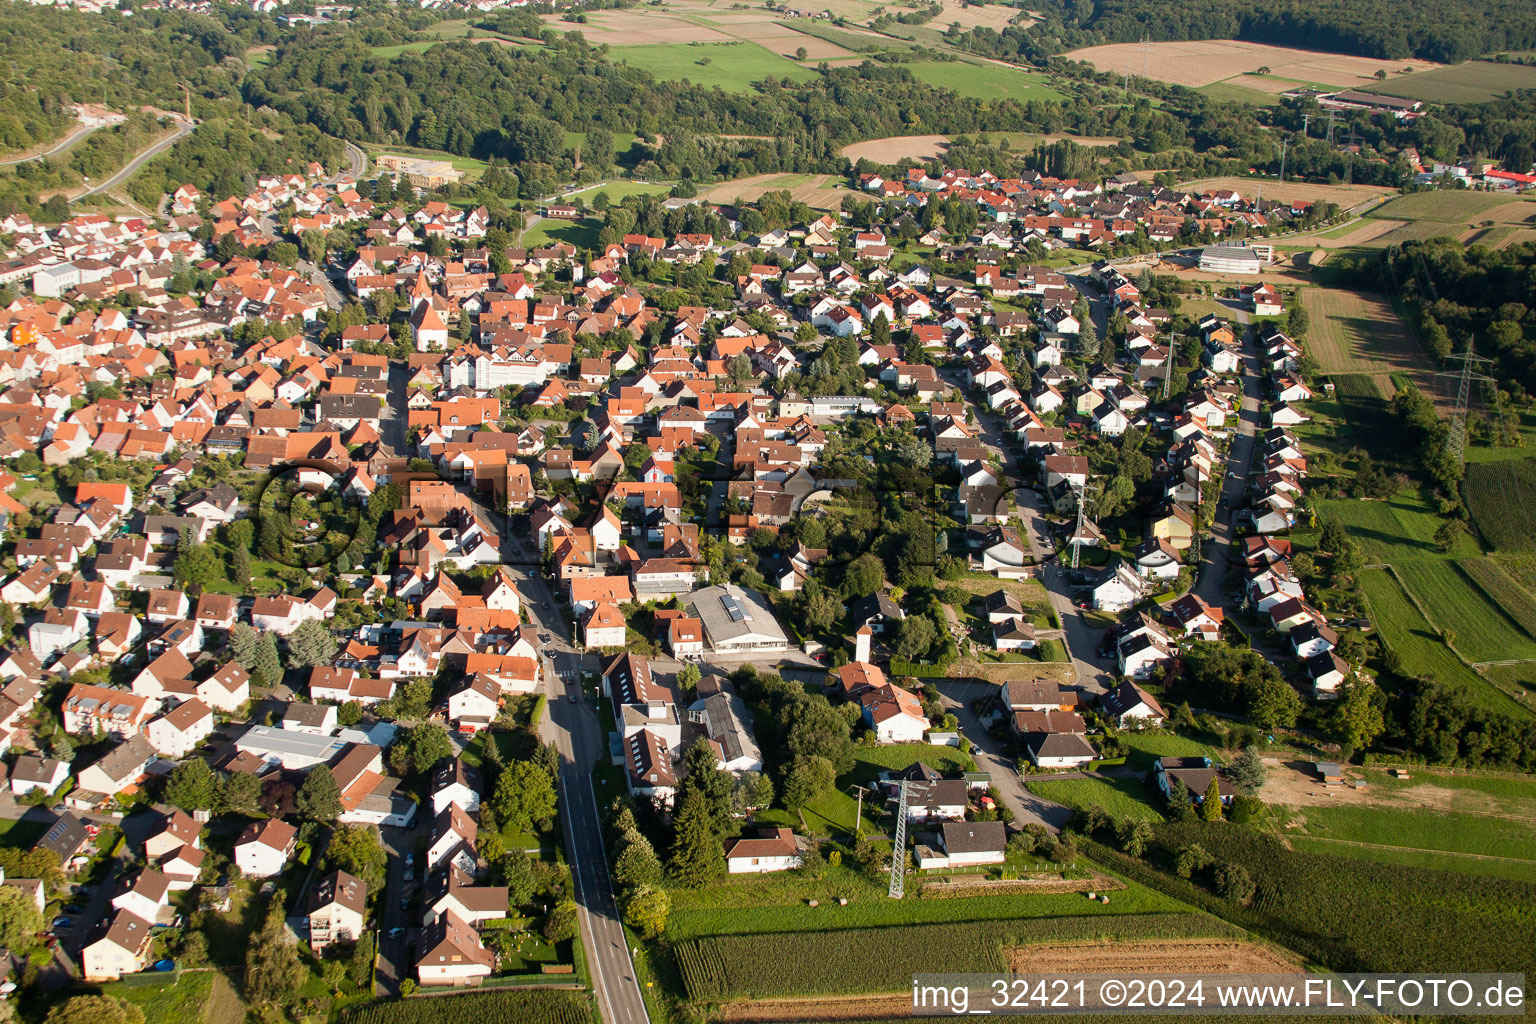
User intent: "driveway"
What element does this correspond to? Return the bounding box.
[939,679,1073,832]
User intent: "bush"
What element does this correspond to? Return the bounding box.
[1213,861,1255,903]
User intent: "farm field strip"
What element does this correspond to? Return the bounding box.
[1300,286,1435,399]
[1173,176,1391,206]
[1464,458,1536,552]
[1357,60,1536,104]
[1357,567,1532,718]
[1392,560,1536,665]
[1063,40,1439,90]
[1459,558,1536,640]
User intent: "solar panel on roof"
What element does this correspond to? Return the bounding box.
[720,594,744,622]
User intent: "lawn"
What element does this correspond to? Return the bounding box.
[1196,80,1282,105]
[575,180,673,205]
[755,744,975,838]
[613,41,818,91]
[1393,559,1536,664]
[0,817,48,847]
[1356,567,1530,717]
[1119,730,1224,770]
[98,971,216,1024]
[903,59,1064,102]
[1028,776,1163,821]
[522,217,601,249]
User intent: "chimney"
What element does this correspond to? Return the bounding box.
[854,625,872,665]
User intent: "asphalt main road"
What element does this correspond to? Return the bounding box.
[0,123,101,167]
[73,121,194,201]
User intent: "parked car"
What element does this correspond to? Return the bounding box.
[51,917,72,929]
[387,927,404,940]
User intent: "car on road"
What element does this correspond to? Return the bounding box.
[51,917,72,929]
[399,897,410,911]
[387,927,405,940]
[62,904,83,915]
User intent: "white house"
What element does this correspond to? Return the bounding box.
[235,819,297,878]
[145,698,214,759]
[723,828,803,874]
[8,755,69,797]
[430,758,482,817]
[1099,679,1167,728]
[307,869,367,955]
[416,910,493,986]
[81,911,153,982]
[859,683,928,744]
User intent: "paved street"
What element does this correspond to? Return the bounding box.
[375,822,422,995]
[1195,323,1262,606]
[73,120,194,201]
[939,679,1073,832]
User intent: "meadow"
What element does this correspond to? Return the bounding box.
[1393,559,1536,663]
[612,41,817,91]
[1310,492,1480,564]
[904,59,1064,102]
[1356,567,1529,716]
[521,217,600,249]
[1027,776,1163,821]
[1283,800,1536,873]
[1299,287,1432,398]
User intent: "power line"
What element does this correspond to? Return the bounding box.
[888,780,909,899]
[1437,343,1495,469]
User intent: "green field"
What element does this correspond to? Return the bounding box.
[574,180,673,205]
[1455,558,1536,638]
[1309,492,1480,564]
[1464,458,1536,552]
[1357,567,1529,716]
[1394,560,1536,663]
[521,216,601,249]
[1283,801,1536,882]
[1196,80,1282,105]
[1368,190,1517,224]
[904,59,1064,102]
[614,41,818,91]
[754,743,974,837]
[1358,60,1536,105]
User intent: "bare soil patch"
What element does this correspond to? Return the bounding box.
[1065,39,1439,90]
[1286,218,1405,249]
[935,0,1031,30]
[698,172,862,209]
[840,134,950,162]
[1008,939,1303,975]
[540,10,735,44]
[1259,760,1524,817]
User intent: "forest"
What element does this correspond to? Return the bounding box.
[1023,0,1536,63]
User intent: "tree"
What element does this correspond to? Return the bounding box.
[0,885,42,951]
[1165,778,1193,819]
[287,620,337,668]
[173,531,222,591]
[337,700,363,728]
[677,663,701,694]
[502,848,537,906]
[219,770,262,816]
[1331,680,1385,754]
[891,431,931,468]
[622,885,670,938]
[730,771,773,815]
[1213,862,1255,903]
[296,764,342,822]
[1433,518,1464,553]
[786,700,854,773]
[795,46,808,59]
[843,553,885,598]
[245,904,304,1005]
[1245,675,1301,730]
[1374,68,1387,79]
[1174,843,1212,878]
[1228,746,1266,796]
[669,789,726,886]
[230,624,260,669]
[543,898,577,942]
[164,759,216,812]
[326,823,386,891]
[677,738,733,836]
[782,754,835,811]
[392,723,453,778]
[44,997,144,1024]
[1116,817,1154,857]
[253,633,284,688]
[1202,779,1224,820]
[893,615,937,663]
[229,546,251,589]
[612,835,663,892]
[348,935,374,988]
[491,760,558,835]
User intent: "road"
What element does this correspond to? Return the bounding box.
[73,120,194,201]
[342,141,368,180]
[0,122,102,167]
[1194,321,1263,606]
[938,366,1114,694]
[505,522,648,1024]
[939,679,1073,832]
[375,821,423,996]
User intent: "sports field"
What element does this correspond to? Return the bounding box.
[1358,60,1536,105]
[1063,40,1438,90]
[1300,286,1433,398]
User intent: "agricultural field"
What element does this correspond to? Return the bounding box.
[1357,60,1536,105]
[1464,458,1536,552]
[345,990,590,1024]
[1063,40,1438,91]
[1310,491,1480,564]
[1117,821,1536,978]
[931,0,1034,31]
[698,172,863,209]
[903,59,1064,102]
[1449,559,1536,639]
[1356,567,1530,717]
[1299,287,1434,399]
[674,913,1238,1000]
[839,134,951,163]
[1281,801,1536,882]
[1367,190,1529,234]
[1175,176,1390,209]
[1393,560,1536,664]
[609,41,818,91]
